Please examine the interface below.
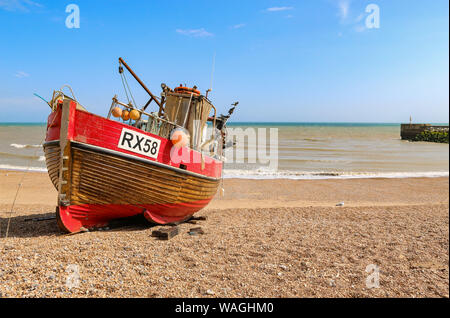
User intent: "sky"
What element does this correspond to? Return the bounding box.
[0,0,448,123]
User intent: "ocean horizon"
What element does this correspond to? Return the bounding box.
[0,122,448,179]
[1,122,449,126]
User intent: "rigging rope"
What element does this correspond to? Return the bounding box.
[120,72,131,105]
[4,121,53,238]
[119,63,137,108]
[3,91,74,239]
[60,85,78,102]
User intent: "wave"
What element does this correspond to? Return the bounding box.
[0,152,43,161]
[1,164,448,180]
[0,164,47,172]
[222,168,449,180]
[10,143,42,149]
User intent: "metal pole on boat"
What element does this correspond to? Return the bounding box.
[206,52,216,99]
[182,93,194,127]
[107,95,118,119]
[118,57,162,110]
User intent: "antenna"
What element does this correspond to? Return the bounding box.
[206,52,216,98]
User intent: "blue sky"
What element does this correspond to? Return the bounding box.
[0,0,448,122]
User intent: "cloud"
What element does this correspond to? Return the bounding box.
[176,28,214,37]
[0,0,42,12]
[231,23,246,29]
[266,7,294,12]
[335,1,371,34]
[14,71,30,78]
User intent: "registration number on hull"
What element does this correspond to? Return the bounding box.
[118,128,161,159]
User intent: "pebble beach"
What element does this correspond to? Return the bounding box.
[0,171,448,298]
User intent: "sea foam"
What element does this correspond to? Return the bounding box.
[0,164,448,179]
[0,164,47,172]
[10,143,42,149]
[222,169,449,180]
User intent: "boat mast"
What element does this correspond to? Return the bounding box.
[118,57,162,113]
[205,52,216,99]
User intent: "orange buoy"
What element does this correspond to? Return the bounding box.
[121,110,130,121]
[174,86,201,95]
[129,109,141,120]
[112,107,122,118]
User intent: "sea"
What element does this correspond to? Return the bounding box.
[0,122,448,180]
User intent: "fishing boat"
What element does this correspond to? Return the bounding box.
[43,58,237,233]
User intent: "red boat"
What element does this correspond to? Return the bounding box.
[43,58,237,233]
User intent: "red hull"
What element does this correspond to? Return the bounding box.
[45,100,222,233]
[57,199,214,233]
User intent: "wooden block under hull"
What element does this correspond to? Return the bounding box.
[151,227,179,240]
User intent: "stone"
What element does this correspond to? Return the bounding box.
[188,227,204,236]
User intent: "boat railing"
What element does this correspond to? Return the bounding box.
[108,97,224,158]
[108,97,182,139]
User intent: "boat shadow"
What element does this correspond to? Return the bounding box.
[0,213,156,239]
[0,212,60,238]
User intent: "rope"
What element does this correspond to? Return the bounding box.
[5,180,23,238]
[3,94,67,239]
[123,72,137,108]
[119,64,137,108]
[4,125,49,238]
[120,72,131,105]
[34,93,50,106]
[60,85,78,102]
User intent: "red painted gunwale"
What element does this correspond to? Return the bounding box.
[46,104,223,179]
